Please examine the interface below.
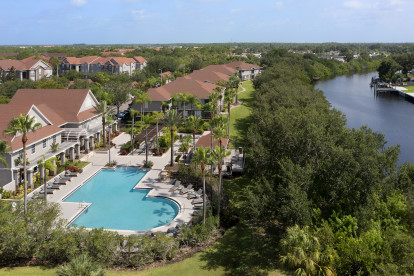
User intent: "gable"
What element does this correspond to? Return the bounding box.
[79,91,98,113]
[27,105,52,127]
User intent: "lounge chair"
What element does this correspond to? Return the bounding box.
[47,183,61,189]
[194,203,203,209]
[169,183,183,192]
[54,178,69,185]
[187,188,202,199]
[180,184,193,195]
[60,175,72,181]
[39,188,55,194]
[65,170,79,177]
[192,197,203,205]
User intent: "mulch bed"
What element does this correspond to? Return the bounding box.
[163,164,179,172]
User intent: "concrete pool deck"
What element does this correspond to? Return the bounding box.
[28,132,205,236]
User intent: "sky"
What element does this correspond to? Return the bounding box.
[0,0,411,45]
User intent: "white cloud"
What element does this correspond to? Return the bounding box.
[131,9,153,20]
[230,8,242,14]
[71,0,87,7]
[275,1,283,8]
[390,0,405,5]
[343,0,363,9]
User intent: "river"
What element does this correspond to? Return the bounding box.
[315,72,414,165]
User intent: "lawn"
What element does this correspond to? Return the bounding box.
[228,81,255,148]
[404,85,414,93]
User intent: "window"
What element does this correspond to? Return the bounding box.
[53,135,56,143]
[43,139,47,148]
[31,145,35,154]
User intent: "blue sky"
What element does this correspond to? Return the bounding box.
[0,0,411,45]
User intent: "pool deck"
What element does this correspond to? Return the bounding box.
[28,132,205,236]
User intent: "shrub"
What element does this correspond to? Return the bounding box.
[175,154,182,163]
[83,228,122,266]
[143,160,154,168]
[120,149,128,155]
[178,212,219,247]
[56,253,106,276]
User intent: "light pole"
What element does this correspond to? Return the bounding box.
[158,69,163,86]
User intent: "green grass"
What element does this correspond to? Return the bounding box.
[228,81,255,148]
[404,86,414,93]
[0,266,56,276]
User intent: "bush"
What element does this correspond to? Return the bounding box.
[143,160,154,168]
[83,228,122,266]
[178,212,219,247]
[56,253,106,276]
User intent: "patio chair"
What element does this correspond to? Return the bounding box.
[194,203,203,209]
[39,188,56,194]
[54,178,69,185]
[169,183,183,192]
[180,184,193,195]
[192,197,203,205]
[47,183,61,189]
[65,170,79,177]
[187,188,202,199]
[59,175,72,181]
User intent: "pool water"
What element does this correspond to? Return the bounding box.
[64,167,179,231]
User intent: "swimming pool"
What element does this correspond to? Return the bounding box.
[64,167,179,231]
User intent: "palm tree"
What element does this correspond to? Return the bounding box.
[129,109,140,151]
[192,147,212,224]
[211,146,230,219]
[230,75,241,104]
[4,114,41,214]
[93,100,110,150]
[170,94,179,112]
[133,90,152,121]
[163,110,182,166]
[224,88,235,136]
[211,88,222,115]
[143,114,153,165]
[186,115,204,151]
[177,92,191,118]
[280,225,335,276]
[187,95,200,117]
[161,101,170,114]
[37,155,57,204]
[0,140,9,168]
[152,111,164,152]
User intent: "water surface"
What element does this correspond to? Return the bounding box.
[316,73,414,164]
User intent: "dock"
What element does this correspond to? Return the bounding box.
[374,83,414,102]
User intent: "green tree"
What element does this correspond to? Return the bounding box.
[377,59,402,82]
[163,110,182,166]
[186,115,204,151]
[280,225,335,276]
[106,81,132,115]
[133,90,152,121]
[211,145,230,219]
[161,101,170,113]
[0,140,9,168]
[93,101,111,150]
[192,147,212,224]
[4,114,42,214]
[187,94,201,117]
[37,155,57,204]
[224,87,235,135]
[177,92,191,118]
[129,109,140,151]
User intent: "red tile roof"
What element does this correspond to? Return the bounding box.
[133,56,147,64]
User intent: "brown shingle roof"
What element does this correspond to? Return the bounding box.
[0,58,51,71]
[226,61,262,70]
[9,89,95,124]
[147,77,219,101]
[1,89,99,151]
[63,56,100,64]
[0,104,62,152]
[196,133,229,148]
